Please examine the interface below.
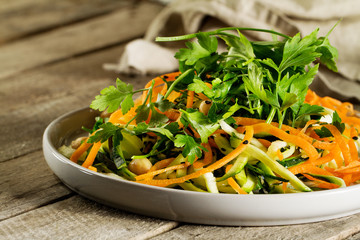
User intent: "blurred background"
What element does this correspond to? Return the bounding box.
[1,0,359,103]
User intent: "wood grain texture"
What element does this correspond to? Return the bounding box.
[152,216,360,240]
[0,151,72,221]
[0,1,163,80]
[0,43,155,162]
[0,0,132,44]
[0,195,179,240]
[345,232,360,240]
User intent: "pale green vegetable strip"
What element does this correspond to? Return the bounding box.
[203,172,219,193]
[308,174,346,188]
[245,144,311,192]
[220,120,311,192]
[179,182,207,192]
[217,153,248,182]
[235,170,256,193]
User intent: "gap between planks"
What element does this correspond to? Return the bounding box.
[0,0,137,44]
[0,195,180,240]
[0,1,163,80]
[0,42,155,162]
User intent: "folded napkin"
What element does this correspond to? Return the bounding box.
[105,0,360,101]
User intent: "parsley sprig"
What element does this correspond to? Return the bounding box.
[157,26,338,128]
[89,26,340,164]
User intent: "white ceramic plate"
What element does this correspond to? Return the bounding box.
[43,107,360,226]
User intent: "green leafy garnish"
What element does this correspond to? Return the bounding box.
[174,134,206,164]
[315,111,345,138]
[81,26,345,194]
[88,122,123,143]
[180,109,219,143]
[90,78,134,114]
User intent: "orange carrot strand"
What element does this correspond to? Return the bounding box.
[137,126,254,187]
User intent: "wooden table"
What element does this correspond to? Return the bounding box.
[1,1,360,239]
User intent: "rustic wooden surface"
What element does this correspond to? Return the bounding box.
[1,1,360,239]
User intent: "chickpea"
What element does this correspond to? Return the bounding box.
[100,109,112,118]
[199,100,212,115]
[128,158,152,175]
[71,136,88,149]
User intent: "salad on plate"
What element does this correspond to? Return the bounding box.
[59,26,360,194]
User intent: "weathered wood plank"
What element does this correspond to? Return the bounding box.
[345,232,360,240]
[0,195,179,240]
[152,216,360,240]
[0,43,154,162]
[0,0,133,44]
[0,1,163,80]
[0,150,72,221]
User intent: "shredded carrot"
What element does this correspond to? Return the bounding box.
[193,142,213,169]
[82,141,102,168]
[142,72,180,103]
[289,164,333,176]
[225,165,247,194]
[233,117,265,126]
[348,139,358,162]
[149,158,176,172]
[350,127,359,139]
[137,126,254,187]
[88,166,97,172]
[251,123,319,161]
[300,120,317,134]
[70,139,92,163]
[227,177,247,194]
[343,174,353,186]
[109,98,142,124]
[334,161,360,174]
[349,173,360,184]
[163,109,180,121]
[325,125,352,165]
[186,90,195,108]
[75,99,140,168]
[234,117,335,150]
[280,124,335,150]
[256,138,271,148]
[282,182,288,193]
[302,174,339,189]
[310,151,335,166]
[332,145,344,168]
[135,162,190,181]
[276,149,284,161]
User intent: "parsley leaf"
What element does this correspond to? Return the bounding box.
[153,95,175,112]
[90,78,134,114]
[243,62,279,108]
[88,122,123,143]
[174,134,206,164]
[188,78,214,98]
[314,111,345,138]
[316,37,338,72]
[175,41,211,65]
[279,29,321,73]
[197,32,218,53]
[180,109,219,143]
[220,32,255,61]
[332,111,345,134]
[314,126,333,138]
[294,103,324,126]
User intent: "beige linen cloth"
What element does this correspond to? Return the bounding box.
[104,0,360,102]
